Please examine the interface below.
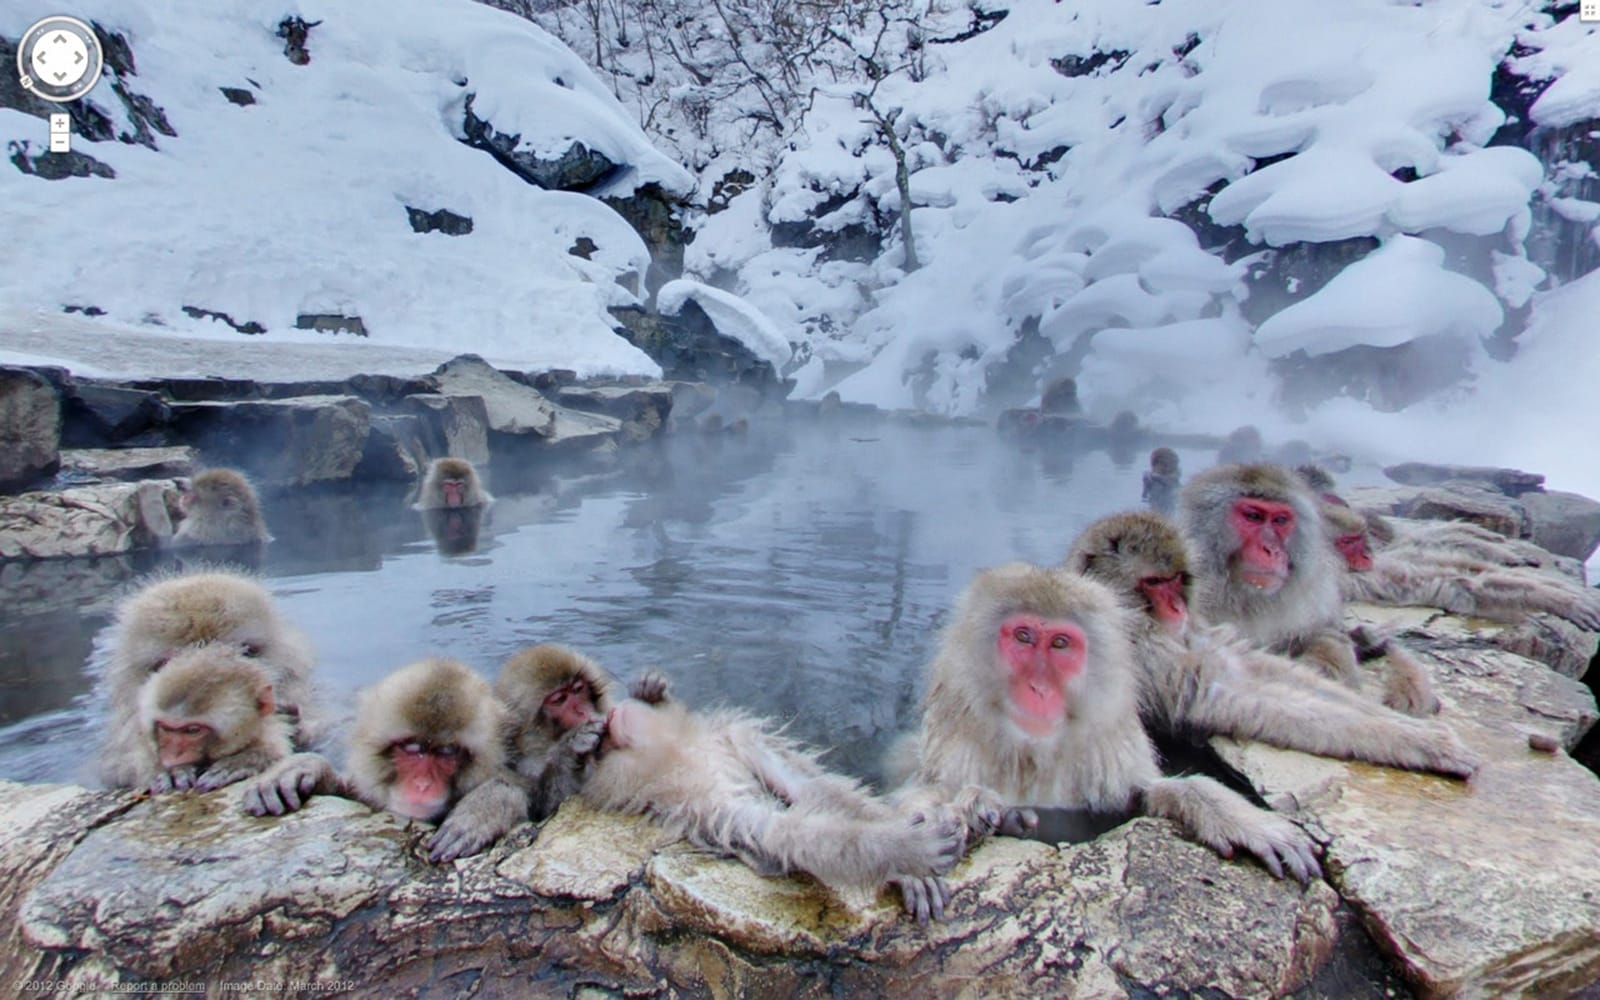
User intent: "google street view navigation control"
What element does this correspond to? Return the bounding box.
[16,14,105,153]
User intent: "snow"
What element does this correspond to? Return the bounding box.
[0,0,688,378]
[1254,236,1504,359]
[1515,16,1600,128]
[656,280,794,369]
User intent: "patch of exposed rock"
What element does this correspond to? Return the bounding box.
[2,598,1596,996]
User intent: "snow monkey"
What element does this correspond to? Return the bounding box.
[133,644,295,793]
[583,696,966,924]
[244,658,528,863]
[1320,501,1600,632]
[895,562,1321,884]
[416,457,492,510]
[102,570,316,788]
[1142,447,1181,516]
[495,643,668,820]
[1064,511,1478,777]
[171,468,272,547]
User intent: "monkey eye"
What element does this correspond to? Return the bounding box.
[1272,514,1291,527]
[149,655,171,674]
[399,741,427,756]
[1138,576,1161,589]
[1243,508,1265,522]
[1049,635,1071,650]
[546,690,568,708]
[240,643,263,658]
[180,724,205,737]
[435,744,463,758]
[1014,626,1034,645]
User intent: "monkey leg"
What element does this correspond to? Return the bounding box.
[429,773,530,862]
[1142,775,1321,884]
[1470,572,1600,630]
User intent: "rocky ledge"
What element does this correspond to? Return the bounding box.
[2,589,1596,998]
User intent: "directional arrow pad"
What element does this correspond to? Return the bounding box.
[16,15,104,103]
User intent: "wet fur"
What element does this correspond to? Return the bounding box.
[416,457,493,510]
[172,469,271,547]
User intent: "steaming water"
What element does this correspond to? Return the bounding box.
[0,418,1208,787]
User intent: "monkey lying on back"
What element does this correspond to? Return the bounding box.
[1065,511,1477,777]
[584,693,965,923]
[895,562,1321,884]
[244,658,528,863]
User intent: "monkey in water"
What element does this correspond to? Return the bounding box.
[1322,502,1600,632]
[244,658,528,863]
[101,570,317,788]
[895,562,1321,883]
[583,696,965,924]
[132,644,295,793]
[495,644,667,821]
[1064,511,1477,777]
[1142,447,1181,516]
[171,469,272,548]
[416,457,493,510]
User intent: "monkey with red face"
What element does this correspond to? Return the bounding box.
[1066,511,1477,777]
[244,658,527,862]
[416,458,493,510]
[1180,464,1359,686]
[894,562,1322,884]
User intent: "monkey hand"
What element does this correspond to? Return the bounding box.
[568,718,607,757]
[1412,725,1481,779]
[1555,590,1600,631]
[194,750,274,792]
[952,785,1038,844]
[426,816,495,864]
[630,670,671,705]
[892,875,952,926]
[1209,812,1322,886]
[149,765,201,794]
[897,807,967,877]
[242,753,330,816]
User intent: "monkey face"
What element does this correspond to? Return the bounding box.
[441,478,468,508]
[1137,574,1188,634]
[542,677,597,732]
[154,720,213,768]
[994,614,1086,737]
[386,740,465,820]
[1334,532,1373,572]
[1227,499,1295,591]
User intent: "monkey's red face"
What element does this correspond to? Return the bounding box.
[388,740,463,820]
[155,720,213,768]
[996,614,1085,737]
[1228,499,1294,592]
[1137,574,1188,633]
[543,678,596,732]
[1334,532,1373,572]
[441,478,468,508]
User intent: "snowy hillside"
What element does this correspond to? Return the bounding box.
[0,0,692,376]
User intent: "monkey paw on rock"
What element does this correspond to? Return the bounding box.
[149,765,202,794]
[426,817,495,864]
[892,874,952,925]
[1209,814,1322,886]
[952,785,1038,844]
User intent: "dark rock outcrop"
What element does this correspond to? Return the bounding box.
[0,368,62,490]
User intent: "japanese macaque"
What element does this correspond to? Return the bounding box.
[1180,464,1359,686]
[495,644,668,820]
[1039,376,1081,415]
[895,563,1321,883]
[1322,502,1600,631]
[244,658,528,862]
[102,571,316,789]
[583,697,965,923]
[416,457,492,510]
[1064,511,1477,777]
[1216,426,1263,465]
[171,469,271,547]
[1142,447,1181,516]
[132,645,293,793]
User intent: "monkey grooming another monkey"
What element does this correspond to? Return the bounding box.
[582,696,965,923]
[416,457,493,510]
[244,658,527,863]
[496,644,667,820]
[897,563,1321,884]
[102,570,317,789]
[1065,511,1477,777]
[1142,447,1181,516]
[171,469,272,548]
[133,644,294,793]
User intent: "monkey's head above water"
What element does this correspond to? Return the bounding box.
[1065,511,1193,636]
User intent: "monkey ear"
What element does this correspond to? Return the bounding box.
[257,684,277,717]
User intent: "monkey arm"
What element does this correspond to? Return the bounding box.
[241,752,348,816]
[525,719,606,820]
[1354,560,1600,630]
[1174,642,1475,777]
[1141,775,1321,884]
[428,771,530,863]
